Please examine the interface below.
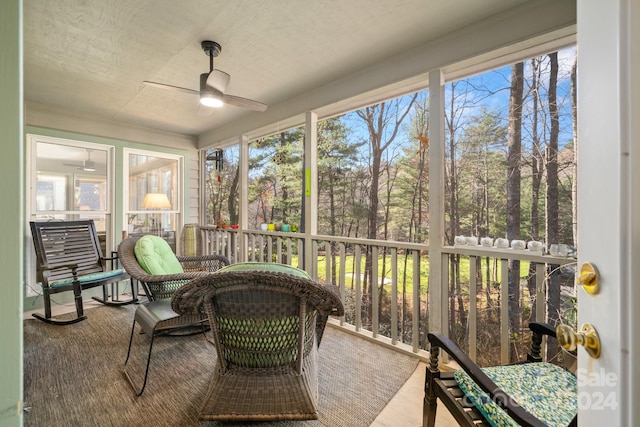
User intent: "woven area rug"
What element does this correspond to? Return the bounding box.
[23,304,419,427]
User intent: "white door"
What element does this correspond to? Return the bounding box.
[577,0,639,425]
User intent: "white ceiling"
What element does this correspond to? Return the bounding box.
[24,0,530,140]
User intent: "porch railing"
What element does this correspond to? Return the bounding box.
[197,226,576,365]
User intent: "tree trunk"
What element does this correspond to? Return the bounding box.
[507,62,524,361]
[227,166,239,225]
[546,52,561,359]
[356,96,418,329]
[528,57,544,322]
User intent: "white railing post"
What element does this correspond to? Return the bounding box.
[428,69,447,335]
[303,111,318,274]
[238,135,249,262]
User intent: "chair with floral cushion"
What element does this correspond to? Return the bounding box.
[424,322,577,427]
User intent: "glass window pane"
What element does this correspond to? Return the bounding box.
[35,174,67,211]
[124,150,181,252]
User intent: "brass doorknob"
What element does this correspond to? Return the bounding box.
[556,323,601,359]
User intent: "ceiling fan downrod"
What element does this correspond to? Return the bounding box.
[202,40,221,73]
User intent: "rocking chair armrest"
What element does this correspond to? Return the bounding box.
[526,322,557,362]
[42,263,80,274]
[528,322,556,338]
[428,333,547,427]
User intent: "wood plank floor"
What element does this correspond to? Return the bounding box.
[371,361,459,427]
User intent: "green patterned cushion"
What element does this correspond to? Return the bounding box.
[454,362,577,427]
[213,262,313,367]
[134,235,184,275]
[215,262,310,279]
[49,269,126,288]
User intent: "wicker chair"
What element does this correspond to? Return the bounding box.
[424,322,577,427]
[117,236,229,301]
[117,236,230,395]
[170,265,344,421]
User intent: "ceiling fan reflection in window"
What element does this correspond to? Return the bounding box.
[143,41,267,115]
[62,149,97,172]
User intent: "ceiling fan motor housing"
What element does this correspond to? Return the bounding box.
[202,40,221,57]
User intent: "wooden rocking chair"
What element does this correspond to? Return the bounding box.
[424,322,577,427]
[30,220,135,325]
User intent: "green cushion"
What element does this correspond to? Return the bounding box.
[134,235,184,275]
[49,269,126,288]
[454,362,577,427]
[212,262,312,367]
[215,262,310,279]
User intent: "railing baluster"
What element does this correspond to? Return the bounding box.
[311,240,318,281]
[536,262,545,322]
[372,245,379,338]
[355,244,362,332]
[412,250,420,353]
[339,242,346,325]
[469,255,477,362]
[500,258,509,364]
[325,241,331,285]
[391,248,398,345]
[286,238,292,265]
[276,235,282,263]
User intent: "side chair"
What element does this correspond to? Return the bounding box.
[424,322,577,427]
[170,262,344,421]
[118,235,229,395]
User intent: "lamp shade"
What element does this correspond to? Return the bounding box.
[142,193,171,209]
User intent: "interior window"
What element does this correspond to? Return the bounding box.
[27,135,113,296]
[123,149,182,253]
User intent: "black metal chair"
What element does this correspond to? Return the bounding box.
[118,235,230,395]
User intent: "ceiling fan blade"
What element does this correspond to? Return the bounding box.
[222,94,268,112]
[143,81,199,96]
[206,70,231,93]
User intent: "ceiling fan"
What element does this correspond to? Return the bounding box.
[143,40,267,114]
[62,149,96,172]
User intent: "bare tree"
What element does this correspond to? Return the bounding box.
[355,95,417,326]
[507,62,524,361]
[571,57,578,248]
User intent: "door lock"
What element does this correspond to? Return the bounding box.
[577,262,599,295]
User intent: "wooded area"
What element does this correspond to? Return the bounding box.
[205,47,578,364]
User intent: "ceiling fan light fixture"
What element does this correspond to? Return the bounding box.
[200,73,223,108]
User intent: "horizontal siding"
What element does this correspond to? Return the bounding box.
[186,150,200,226]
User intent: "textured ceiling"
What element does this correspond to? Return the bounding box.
[24,0,526,137]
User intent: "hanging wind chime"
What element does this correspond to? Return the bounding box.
[208,149,224,182]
